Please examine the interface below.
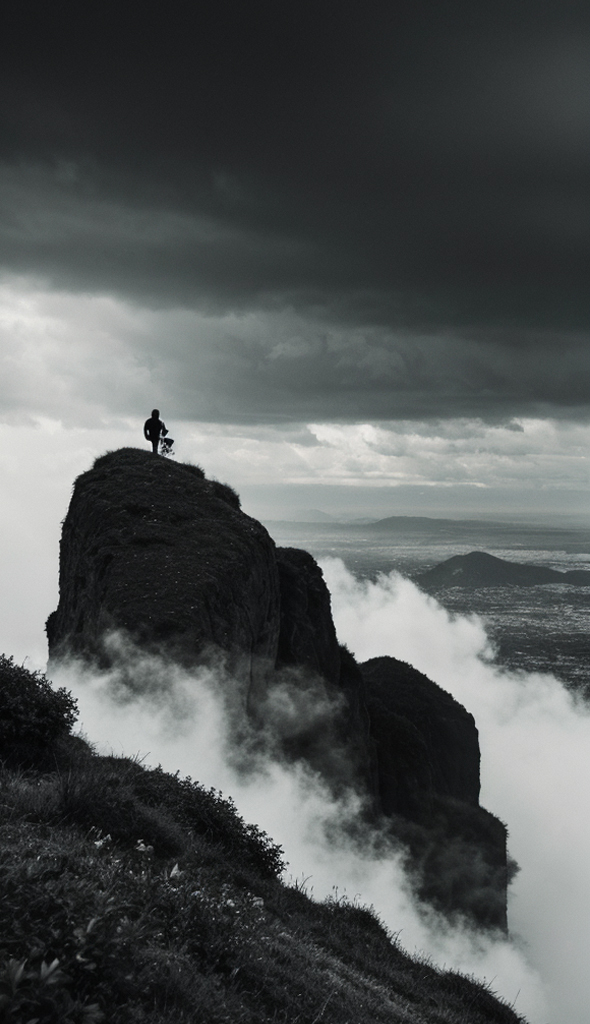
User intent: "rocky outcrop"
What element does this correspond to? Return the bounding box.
[361,656,480,818]
[47,448,509,929]
[275,547,341,685]
[417,550,590,589]
[272,547,374,790]
[360,656,508,929]
[46,449,368,784]
[46,449,281,687]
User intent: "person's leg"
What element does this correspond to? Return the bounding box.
[151,438,159,454]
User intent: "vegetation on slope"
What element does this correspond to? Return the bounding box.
[0,656,528,1024]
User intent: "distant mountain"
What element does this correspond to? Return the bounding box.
[262,513,590,553]
[417,550,590,589]
[264,512,377,526]
[362,513,590,549]
[366,514,508,533]
[284,508,338,522]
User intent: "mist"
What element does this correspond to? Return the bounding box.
[49,562,590,1024]
[321,559,590,1024]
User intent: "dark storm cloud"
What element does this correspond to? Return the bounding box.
[159,319,590,423]
[0,0,589,421]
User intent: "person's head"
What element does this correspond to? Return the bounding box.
[151,409,159,418]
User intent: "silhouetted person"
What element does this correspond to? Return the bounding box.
[144,409,166,454]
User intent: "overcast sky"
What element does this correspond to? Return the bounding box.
[0,0,589,519]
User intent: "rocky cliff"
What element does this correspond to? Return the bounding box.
[361,656,481,818]
[361,656,509,928]
[47,448,508,929]
[46,450,280,678]
[46,448,370,790]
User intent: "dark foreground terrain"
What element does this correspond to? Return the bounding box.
[0,655,527,1024]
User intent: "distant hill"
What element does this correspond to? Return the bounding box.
[284,508,338,522]
[264,514,590,554]
[365,514,590,549]
[417,550,590,589]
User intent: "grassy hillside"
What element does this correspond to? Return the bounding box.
[0,656,528,1024]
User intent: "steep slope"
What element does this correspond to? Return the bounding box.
[0,655,526,1024]
[0,763,525,1022]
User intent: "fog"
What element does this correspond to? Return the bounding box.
[322,560,590,1024]
[49,557,590,1023]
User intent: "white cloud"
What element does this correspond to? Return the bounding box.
[321,559,590,1024]
[302,419,590,490]
[52,636,548,1024]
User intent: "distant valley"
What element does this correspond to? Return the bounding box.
[263,518,590,698]
[265,512,590,555]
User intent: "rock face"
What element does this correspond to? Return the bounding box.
[360,656,508,929]
[360,656,480,819]
[275,547,341,685]
[48,448,509,929]
[47,449,368,781]
[272,547,373,791]
[47,449,281,684]
[417,550,590,589]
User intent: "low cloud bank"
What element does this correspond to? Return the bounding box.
[54,610,552,1023]
[57,550,590,1022]
[322,559,590,1024]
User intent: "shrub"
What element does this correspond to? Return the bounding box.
[0,656,78,767]
[133,766,285,879]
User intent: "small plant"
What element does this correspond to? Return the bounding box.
[159,437,175,457]
[179,462,205,479]
[57,761,185,857]
[0,956,104,1022]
